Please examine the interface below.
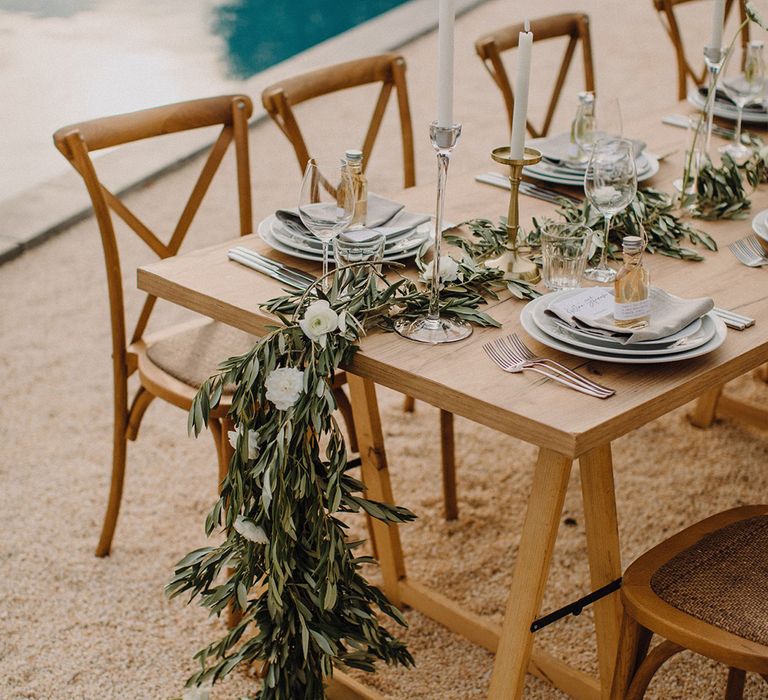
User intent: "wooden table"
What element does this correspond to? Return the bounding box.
[137,108,768,700]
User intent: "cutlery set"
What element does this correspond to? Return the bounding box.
[728,234,768,267]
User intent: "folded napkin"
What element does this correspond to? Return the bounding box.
[698,85,767,114]
[340,209,432,243]
[534,132,646,165]
[546,287,714,344]
[277,193,405,233]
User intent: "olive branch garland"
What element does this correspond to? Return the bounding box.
[168,233,537,699]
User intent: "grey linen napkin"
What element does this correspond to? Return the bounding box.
[277,193,405,232]
[546,287,714,344]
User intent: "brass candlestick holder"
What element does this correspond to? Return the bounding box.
[485,146,542,283]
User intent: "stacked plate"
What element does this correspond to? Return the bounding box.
[520,290,727,364]
[751,209,768,243]
[258,209,431,263]
[522,135,660,188]
[688,86,768,125]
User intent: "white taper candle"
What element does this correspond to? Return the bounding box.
[710,0,725,51]
[509,18,533,159]
[437,0,455,127]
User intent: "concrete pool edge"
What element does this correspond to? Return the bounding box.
[0,0,489,265]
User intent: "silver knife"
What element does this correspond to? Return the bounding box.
[231,246,316,285]
[227,250,309,290]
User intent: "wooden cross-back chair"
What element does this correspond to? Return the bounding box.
[475,13,595,138]
[53,95,259,557]
[611,505,768,699]
[653,0,750,100]
[262,53,462,521]
[261,53,415,189]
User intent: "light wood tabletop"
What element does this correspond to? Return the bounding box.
[138,105,768,700]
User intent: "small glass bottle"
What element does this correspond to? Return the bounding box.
[614,235,650,329]
[342,149,367,229]
[569,91,596,163]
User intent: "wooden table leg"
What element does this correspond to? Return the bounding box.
[487,448,573,700]
[347,374,406,606]
[688,386,723,428]
[440,409,458,521]
[580,443,623,699]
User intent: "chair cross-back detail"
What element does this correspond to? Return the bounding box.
[53,95,254,556]
[653,0,749,100]
[261,53,416,188]
[476,13,595,138]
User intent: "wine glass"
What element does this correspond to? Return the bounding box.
[719,40,766,162]
[583,138,637,283]
[298,159,355,288]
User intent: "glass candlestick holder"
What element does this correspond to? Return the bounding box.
[703,45,727,153]
[484,146,542,283]
[395,122,472,344]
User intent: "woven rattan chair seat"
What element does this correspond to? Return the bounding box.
[650,515,768,647]
[146,321,256,391]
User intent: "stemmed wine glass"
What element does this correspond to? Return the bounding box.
[298,159,355,289]
[583,138,637,283]
[719,40,766,162]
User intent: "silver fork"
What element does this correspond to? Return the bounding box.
[499,334,615,397]
[728,235,768,267]
[483,339,613,399]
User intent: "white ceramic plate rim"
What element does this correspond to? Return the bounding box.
[535,310,715,355]
[268,215,427,255]
[688,89,768,124]
[535,289,704,348]
[521,296,727,364]
[751,208,768,243]
[525,154,654,183]
[258,216,426,262]
[523,152,659,187]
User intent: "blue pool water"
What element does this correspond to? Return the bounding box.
[0,0,410,203]
[214,0,412,78]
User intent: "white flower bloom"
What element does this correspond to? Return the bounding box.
[759,145,768,165]
[227,426,260,460]
[182,685,210,700]
[264,366,304,411]
[299,300,339,347]
[422,255,460,283]
[233,515,269,544]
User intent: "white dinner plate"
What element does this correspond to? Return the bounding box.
[751,208,768,243]
[688,88,768,124]
[521,295,727,364]
[258,215,429,262]
[268,216,427,256]
[533,288,705,348]
[522,152,659,187]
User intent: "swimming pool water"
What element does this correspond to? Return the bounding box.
[0,0,410,204]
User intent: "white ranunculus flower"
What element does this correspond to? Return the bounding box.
[182,684,210,700]
[299,299,339,347]
[233,515,269,544]
[264,366,304,411]
[423,255,460,283]
[228,425,260,460]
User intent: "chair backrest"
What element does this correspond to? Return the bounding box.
[475,13,595,138]
[653,0,749,99]
[53,94,253,380]
[261,53,415,188]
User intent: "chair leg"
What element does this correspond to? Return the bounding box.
[333,386,358,454]
[402,395,415,412]
[440,409,458,520]
[688,386,723,428]
[610,612,653,700]
[125,387,155,441]
[95,401,129,558]
[724,668,746,700]
[625,639,685,700]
